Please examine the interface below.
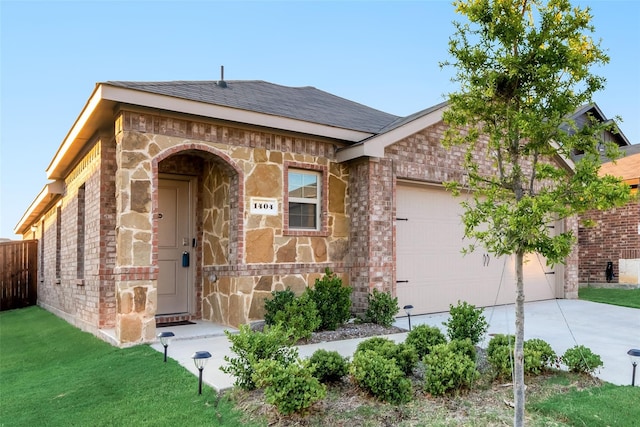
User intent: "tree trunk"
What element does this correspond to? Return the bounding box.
[514,250,525,427]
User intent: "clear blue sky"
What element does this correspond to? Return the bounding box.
[1,0,638,239]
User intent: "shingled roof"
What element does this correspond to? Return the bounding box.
[106,80,400,134]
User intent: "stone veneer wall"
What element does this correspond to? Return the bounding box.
[113,110,351,343]
[578,200,640,284]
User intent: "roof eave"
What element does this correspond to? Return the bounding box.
[336,103,448,162]
[14,181,64,235]
[46,84,375,179]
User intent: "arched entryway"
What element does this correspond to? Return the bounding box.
[153,145,243,324]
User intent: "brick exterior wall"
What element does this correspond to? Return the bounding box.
[30,103,581,346]
[35,135,118,336]
[578,199,640,284]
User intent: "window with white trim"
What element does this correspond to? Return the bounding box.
[287,169,321,230]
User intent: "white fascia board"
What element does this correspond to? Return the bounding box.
[549,139,576,172]
[337,105,447,163]
[46,85,104,178]
[14,181,64,234]
[99,85,373,142]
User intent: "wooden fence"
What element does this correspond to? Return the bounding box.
[1,240,38,310]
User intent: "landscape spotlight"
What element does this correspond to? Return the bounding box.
[403,304,414,331]
[191,351,212,395]
[628,348,640,386]
[157,331,175,363]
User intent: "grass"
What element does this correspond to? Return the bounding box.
[0,306,255,427]
[530,379,640,426]
[579,287,640,309]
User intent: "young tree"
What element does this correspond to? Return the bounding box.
[441,1,631,425]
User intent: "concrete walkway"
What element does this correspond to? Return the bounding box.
[150,299,640,391]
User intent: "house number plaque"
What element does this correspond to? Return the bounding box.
[250,197,278,216]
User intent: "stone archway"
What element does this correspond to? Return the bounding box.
[152,144,244,324]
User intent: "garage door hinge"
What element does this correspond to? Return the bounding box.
[396,218,409,221]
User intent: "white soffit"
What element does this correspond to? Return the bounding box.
[14,181,64,235]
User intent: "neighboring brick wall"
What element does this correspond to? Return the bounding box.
[578,200,640,284]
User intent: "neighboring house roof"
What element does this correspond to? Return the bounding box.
[599,150,640,181]
[106,80,400,135]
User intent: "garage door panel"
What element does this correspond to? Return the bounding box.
[396,184,556,315]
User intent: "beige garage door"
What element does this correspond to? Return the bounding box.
[396,183,559,315]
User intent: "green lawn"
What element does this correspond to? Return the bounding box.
[579,287,640,309]
[530,379,640,427]
[0,307,254,427]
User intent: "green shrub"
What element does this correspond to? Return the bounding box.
[308,349,349,383]
[561,345,603,374]
[524,338,557,375]
[405,324,447,358]
[365,288,399,327]
[350,350,412,404]
[487,334,515,378]
[448,338,477,362]
[220,324,298,390]
[423,342,479,396]
[264,288,296,326]
[307,268,352,331]
[442,300,488,345]
[272,291,321,341]
[356,336,395,353]
[487,334,558,377]
[355,337,418,375]
[253,359,326,415]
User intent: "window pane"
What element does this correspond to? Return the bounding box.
[301,174,318,198]
[289,172,317,199]
[289,202,317,229]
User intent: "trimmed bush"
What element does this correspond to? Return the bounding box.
[423,342,479,396]
[487,334,515,378]
[264,288,296,326]
[448,338,477,362]
[350,350,412,404]
[443,300,488,345]
[307,268,352,331]
[253,359,326,415]
[220,324,297,390]
[562,345,603,374]
[487,334,558,377]
[308,349,349,383]
[273,291,321,341]
[405,324,447,358]
[355,337,418,375]
[365,289,399,327]
[524,338,557,375]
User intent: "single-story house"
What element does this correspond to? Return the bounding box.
[578,141,640,287]
[16,79,595,346]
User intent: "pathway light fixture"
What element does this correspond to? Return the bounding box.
[627,348,640,386]
[403,304,414,331]
[191,351,212,394]
[157,331,175,363]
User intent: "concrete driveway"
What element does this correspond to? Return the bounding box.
[151,299,640,391]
